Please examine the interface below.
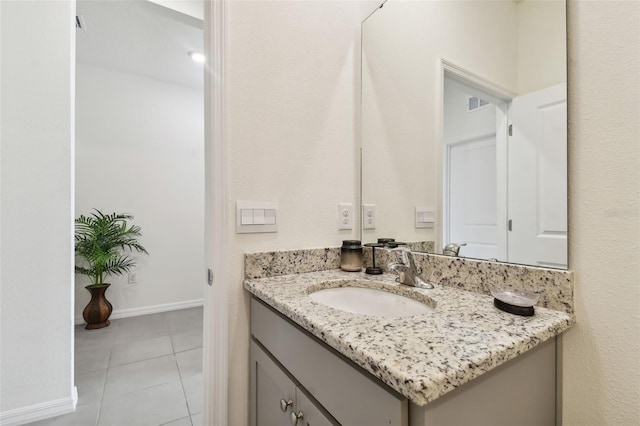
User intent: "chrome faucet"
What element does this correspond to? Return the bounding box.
[443,242,467,257]
[388,247,434,289]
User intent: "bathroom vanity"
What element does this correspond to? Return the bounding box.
[245,266,574,426]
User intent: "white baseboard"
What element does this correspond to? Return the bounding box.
[74,299,204,325]
[0,386,77,426]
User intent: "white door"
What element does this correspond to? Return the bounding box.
[447,135,499,260]
[508,83,567,268]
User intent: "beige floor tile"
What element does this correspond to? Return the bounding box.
[103,355,180,400]
[171,330,203,353]
[176,348,202,379]
[98,381,189,426]
[109,335,173,367]
[75,368,107,407]
[182,372,203,415]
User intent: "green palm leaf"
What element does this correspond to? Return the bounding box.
[74,209,148,285]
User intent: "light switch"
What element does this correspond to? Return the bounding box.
[236,201,278,233]
[264,209,276,225]
[253,209,266,225]
[241,209,254,225]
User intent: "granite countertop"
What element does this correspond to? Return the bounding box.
[244,269,575,406]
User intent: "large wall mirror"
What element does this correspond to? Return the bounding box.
[361,0,567,269]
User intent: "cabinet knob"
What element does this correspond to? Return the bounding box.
[279,399,293,412]
[290,410,304,425]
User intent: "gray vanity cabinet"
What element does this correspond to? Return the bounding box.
[250,295,558,426]
[250,340,336,426]
[250,297,409,426]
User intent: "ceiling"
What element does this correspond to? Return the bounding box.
[76,0,204,90]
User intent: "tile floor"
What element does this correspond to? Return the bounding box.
[29,307,204,426]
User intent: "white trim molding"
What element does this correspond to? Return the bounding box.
[441,59,517,101]
[0,387,78,426]
[203,1,229,426]
[73,299,204,325]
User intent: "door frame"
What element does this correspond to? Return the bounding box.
[436,59,514,259]
[203,1,229,425]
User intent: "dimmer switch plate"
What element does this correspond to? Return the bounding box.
[338,203,353,230]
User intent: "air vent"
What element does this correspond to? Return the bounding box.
[75,15,86,30]
[468,96,490,112]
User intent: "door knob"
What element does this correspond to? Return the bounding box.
[279,399,293,412]
[290,410,304,425]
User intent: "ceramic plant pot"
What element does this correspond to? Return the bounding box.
[83,284,113,330]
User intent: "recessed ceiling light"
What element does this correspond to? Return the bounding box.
[189,51,205,64]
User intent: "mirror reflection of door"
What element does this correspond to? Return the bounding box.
[443,77,505,261]
[508,83,567,268]
[443,76,567,267]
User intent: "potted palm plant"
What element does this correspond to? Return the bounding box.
[75,210,148,329]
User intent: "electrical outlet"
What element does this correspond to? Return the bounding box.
[128,272,137,284]
[363,204,376,229]
[338,203,353,230]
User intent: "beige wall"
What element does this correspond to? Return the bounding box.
[226,1,373,423]
[517,0,567,94]
[564,0,640,424]
[226,0,640,424]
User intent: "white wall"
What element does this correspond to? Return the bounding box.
[564,0,640,424]
[226,1,372,423]
[75,63,204,317]
[0,0,76,419]
[443,79,497,145]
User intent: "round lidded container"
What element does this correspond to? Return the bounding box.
[377,238,395,246]
[340,240,363,272]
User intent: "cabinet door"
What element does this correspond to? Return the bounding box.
[252,297,408,426]
[292,388,338,426]
[251,340,297,426]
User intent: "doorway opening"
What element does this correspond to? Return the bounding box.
[72,1,205,424]
[442,71,510,262]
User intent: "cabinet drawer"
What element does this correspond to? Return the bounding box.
[251,297,408,426]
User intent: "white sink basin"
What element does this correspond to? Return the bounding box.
[308,285,434,318]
